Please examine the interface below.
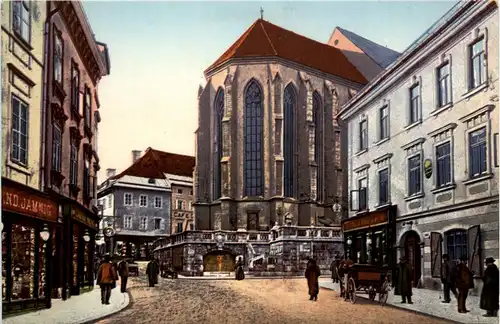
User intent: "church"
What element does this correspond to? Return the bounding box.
[154,17,400,276]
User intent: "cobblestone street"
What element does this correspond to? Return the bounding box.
[95,277,452,324]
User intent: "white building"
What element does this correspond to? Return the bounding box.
[338,0,498,294]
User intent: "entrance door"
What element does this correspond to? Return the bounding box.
[404,232,421,287]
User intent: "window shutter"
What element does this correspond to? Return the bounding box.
[160,219,165,230]
[467,225,481,277]
[350,190,359,211]
[430,232,442,278]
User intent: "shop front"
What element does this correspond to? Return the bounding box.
[342,205,397,284]
[1,178,60,314]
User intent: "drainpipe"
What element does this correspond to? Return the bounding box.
[40,3,62,191]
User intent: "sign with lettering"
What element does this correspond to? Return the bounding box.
[343,211,388,232]
[72,207,99,230]
[424,159,433,179]
[2,185,57,221]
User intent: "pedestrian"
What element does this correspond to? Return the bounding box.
[441,253,458,303]
[96,254,118,305]
[146,258,160,287]
[480,257,499,317]
[455,255,474,313]
[234,257,245,280]
[330,255,341,284]
[397,256,413,304]
[117,258,129,293]
[305,258,321,301]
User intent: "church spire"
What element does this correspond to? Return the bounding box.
[260,7,264,20]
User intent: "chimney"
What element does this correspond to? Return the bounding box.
[106,168,116,178]
[131,150,141,164]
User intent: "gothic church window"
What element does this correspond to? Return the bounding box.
[283,84,296,198]
[313,92,322,201]
[244,80,264,197]
[214,88,224,200]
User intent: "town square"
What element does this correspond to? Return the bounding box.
[1,1,499,323]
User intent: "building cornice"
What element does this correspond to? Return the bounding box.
[338,1,496,120]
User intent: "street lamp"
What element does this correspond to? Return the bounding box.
[83,230,91,243]
[347,238,352,246]
[40,224,51,242]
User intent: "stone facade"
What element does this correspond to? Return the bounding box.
[339,1,499,295]
[171,183,195,233]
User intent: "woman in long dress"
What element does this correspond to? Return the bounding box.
[235,258,245,280]
[305,258,321,301]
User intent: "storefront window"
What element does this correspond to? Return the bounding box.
[11,224,35,300]
[2,229,8,301]
[83,242,90,285]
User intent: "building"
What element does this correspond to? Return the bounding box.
[97,148,195,260]
[153,18,400,276]
[338,0,498,294]
[1,0,51,313]
[42,1,110,301]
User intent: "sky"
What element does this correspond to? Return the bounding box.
[82,0,458,181]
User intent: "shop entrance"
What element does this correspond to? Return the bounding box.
[203,251,235,272]
[403,231,421,287]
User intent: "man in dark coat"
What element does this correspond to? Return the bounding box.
[305,258,321,301]
[455,256,474,313]
[330,255,341,284]
[480,257,499,317]
[397,256,413,304]
[234,258,245,281]
[117,259,129,293]
[441,254,458,303]
[146,258,160,287]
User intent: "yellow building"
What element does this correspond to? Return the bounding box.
[1,1,46,189]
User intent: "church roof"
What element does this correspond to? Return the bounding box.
[111,148,195,180]
[205,19,368,85]
[336,27,401,69]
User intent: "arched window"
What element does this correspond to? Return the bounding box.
[244,80,264,197]
[283,84,296,198]
[446,229,467,261]
[213,88,224,200]
[313,92,322,201]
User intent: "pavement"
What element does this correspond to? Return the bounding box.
[319,279,498,324]
[2,280,129,324]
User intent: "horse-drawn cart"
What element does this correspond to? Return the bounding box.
[343,264,391,305]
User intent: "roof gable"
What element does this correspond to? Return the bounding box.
[336,27,400,69]
[206,19,367,85]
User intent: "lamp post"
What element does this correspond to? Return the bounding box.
[83,230,91,243]
[39,224,50,307]
[346,237,352,260]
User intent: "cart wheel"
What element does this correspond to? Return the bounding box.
[368,287,376,301]
[379,280,390,305]
[347,278,356,304]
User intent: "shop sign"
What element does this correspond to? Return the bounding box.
[424,159,433,179]
[2,185,57,221]
[72,208,99,230]
[343,211,388,232]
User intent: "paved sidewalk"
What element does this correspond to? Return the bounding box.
[319,279,497,324]
[3,280,129,324]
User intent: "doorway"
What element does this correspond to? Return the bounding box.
[404,231,421,287]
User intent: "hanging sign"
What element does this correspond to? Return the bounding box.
[424,159,433,179]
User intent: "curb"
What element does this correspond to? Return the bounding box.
[81,291,133,324]
[319,286,461,324]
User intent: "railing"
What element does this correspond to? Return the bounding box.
[153,225,343,251]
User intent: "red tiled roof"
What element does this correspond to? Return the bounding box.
[112,148,195,180]
[205,19,367,85]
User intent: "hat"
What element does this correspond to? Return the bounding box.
[486,257,496,264]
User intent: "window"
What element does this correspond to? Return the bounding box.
[53,31,63,84]
[177,222,183,233]
[154,197,162,208]
[379,106,389,140]
[313,92,322,201]
[102,198,107,209]
[84,87,91,129]
[124,216,132,229]
[358,178,367,211]
[189,223,194,231]
[437,63,451,107]
[12,1,30,43]
[11,96,28,165]
[214,88,224,200]
[378,169,389,205]
[177,189,183,194]
[154,219,161,230]
[124,193,132,206]
[469,38,485,89]
[108,196,112,208]
[140,217,148,230]
[359,120,367,151]
[446,230,467,261]
[408,154,422,196]
[436,142,452,187]
[70,139,78,185]
[469,127,487,178]
[409,84,420,124]
[284,84,296,198]
[83,156,90,197]
[247,212,259,231]
[52,124,62,172]
[190,190,193,195]
[177,200,184,210]
[71,65,80,112]
[244,80,264,197]
[139,195,147,207]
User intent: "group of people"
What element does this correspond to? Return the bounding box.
[328,253,498,317]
